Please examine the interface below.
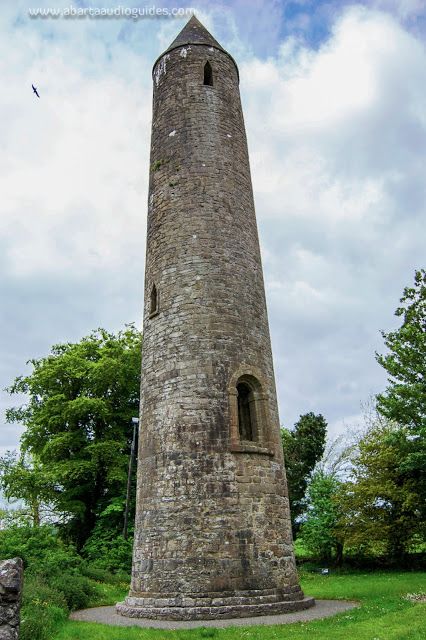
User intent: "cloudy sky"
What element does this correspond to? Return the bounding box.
[1,0,425,456]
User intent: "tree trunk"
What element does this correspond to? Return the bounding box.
[32,499,40,527]
[335,541,344,566]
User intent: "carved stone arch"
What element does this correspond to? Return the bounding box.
[228,365,274,455]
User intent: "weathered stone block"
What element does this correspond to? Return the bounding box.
[0,559,23,640]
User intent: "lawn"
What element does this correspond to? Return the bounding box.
[53,570,426,640]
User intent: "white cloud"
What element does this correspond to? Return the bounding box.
[240,6,425,427]
[373,0,425,20]
[0,28,151,276]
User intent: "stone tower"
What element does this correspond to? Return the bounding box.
[117,16,314,620]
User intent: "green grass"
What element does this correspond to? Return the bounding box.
[54,571,426,640]
[87,580,129,607]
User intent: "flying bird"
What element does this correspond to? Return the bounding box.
[32,84,40,98]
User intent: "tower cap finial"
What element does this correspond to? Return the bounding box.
[153,15,239,79]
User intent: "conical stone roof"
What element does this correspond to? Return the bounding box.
[153,15,238,78]
[165,15,225,53]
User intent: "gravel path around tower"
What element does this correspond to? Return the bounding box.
[70,599,359,629]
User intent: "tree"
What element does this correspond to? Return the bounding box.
[340,417,424,560]
[0,451,56,527]
[5,325,142,549]
[281,412,327,534]
[376,269,425,431]
[376,269,426,523]
[298,470,345,564]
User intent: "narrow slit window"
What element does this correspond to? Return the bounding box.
[203,61,213,86]
[237,382,255,441]
[150,284,158,316]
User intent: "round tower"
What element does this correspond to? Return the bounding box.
[117,16,314,620]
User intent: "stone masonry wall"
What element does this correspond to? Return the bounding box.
[0,558,23,640]
[125,35,306,612]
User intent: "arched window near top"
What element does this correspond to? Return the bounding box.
[203,61,213,86]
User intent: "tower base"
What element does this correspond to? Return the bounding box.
[116,587,315,621]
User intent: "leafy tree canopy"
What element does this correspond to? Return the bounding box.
[376,268,425,433]
[299,470,344,564]
[0,451,55,527]
[281,412,327,533]
[340,416,425,559]
[376,269,426,516]
[4,325,142,548]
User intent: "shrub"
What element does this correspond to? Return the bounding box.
[21,576,66,639]
[22,574,68,610]
[1,522,130,640]
[0,525,81,576]
[82,530,133,573]
[50,573,96,611]
[80,563,115,583]
[20,603,67,640]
